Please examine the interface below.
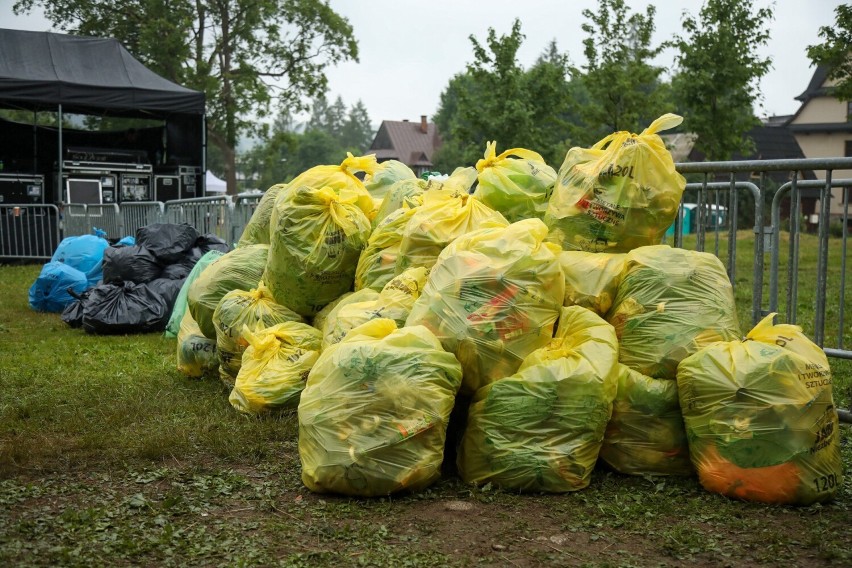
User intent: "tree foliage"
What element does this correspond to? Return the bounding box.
[807,4,852,103]
[432,21,576,172]
[672,0,773,161]
[575,0,671,144]
[13,0,358,193]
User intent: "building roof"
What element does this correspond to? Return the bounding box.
[368,119,441,168]
[795,65,831,102]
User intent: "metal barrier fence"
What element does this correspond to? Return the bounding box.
[163,196,232,242]
[0,204,60,260]
[122,201,164,236]
[675,157,852,360]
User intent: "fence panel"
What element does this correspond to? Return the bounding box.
[674,157,852,360]
[163,196,232,243]
[62,204,91,237]
[230,194,262,245]
[0,204,61,260]
[122,201,164,236]
[83,203,123,239]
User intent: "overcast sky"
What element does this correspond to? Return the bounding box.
[2,0,845,127]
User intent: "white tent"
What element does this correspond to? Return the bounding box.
[205,170,227,194]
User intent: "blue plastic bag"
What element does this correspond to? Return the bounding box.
[51,234,109,274]
[28,262,89,312]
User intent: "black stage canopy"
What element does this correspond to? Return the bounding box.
[0,28,204,117]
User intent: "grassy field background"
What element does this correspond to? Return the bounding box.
[0,231,849,567]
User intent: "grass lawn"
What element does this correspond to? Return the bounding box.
[0,232,850,567]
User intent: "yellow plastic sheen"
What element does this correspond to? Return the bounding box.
[176,310,218,378]
[187,244,269,339]
[458,306,618,492]
[236,184,286,247]
[320,267,428,349]
[363,159,415,201]
[600,365,692,476]
[396,191,509,274]
[544,113,686,252]
[212,282,304,389]
[677,314,842,505]
[298,319,463,496]
[355,206,419,291]
[559,251,627,316]
[229,321,322,414]
[406,218,564,395]
[264,185,372,317]
[607,245,741,380]
[473,141,557,223]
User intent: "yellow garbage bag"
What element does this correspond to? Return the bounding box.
[600,365,692,476]
[321,267,428,349]
[544,114,686,252]
[458,306,619,492]
[298,319,463,496]
[559,251,626,317]
[264,186,372,317]
[373,166,478,227]
[396,191,509,274]
[176,311,218,378]
[677,313,842,505]
[187,244,269,339]
[608,245,740,380]
[355,206,419,292]
[406,218,564,395]
[311,291,357,333]
[472,141,557,223]
[229,322,323,414]
[212,282,304,389]
[364,159,415,202]
[236,184,286,247]
[270,152,378,224]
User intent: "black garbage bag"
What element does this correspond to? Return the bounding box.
[136,223,199,264]
[162,262,192,280]
[82,282,172,334]
[102,245,163,284]
[147,277,184,309]
[61,289,91,328]
[196,234,230,255]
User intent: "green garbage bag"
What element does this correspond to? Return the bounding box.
[298,319,463,496]
[458,306,619,492]
[212,282,304,390]
[544,114,686,252]
[472,141,557,223]
[164,250,225,337]
[264,186,372,317]
[176,311,218,378]
[559,251,626,317]
[320,267,428,349]
[677,314,842,505]
[236,184,286,248]
[355,206,418,292]
[229,322,323,414]
[187,244,269,339]
[396,191,509,274]
[406,218,564,395]
[607,245,741,380]
[600,365,692,476]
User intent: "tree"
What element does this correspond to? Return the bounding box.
[432,22,576,171]
[576,0,671,144]
[672,0,773,160]
[14,0,358,194]
[807,4,852,103]
[340,100,374,152]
